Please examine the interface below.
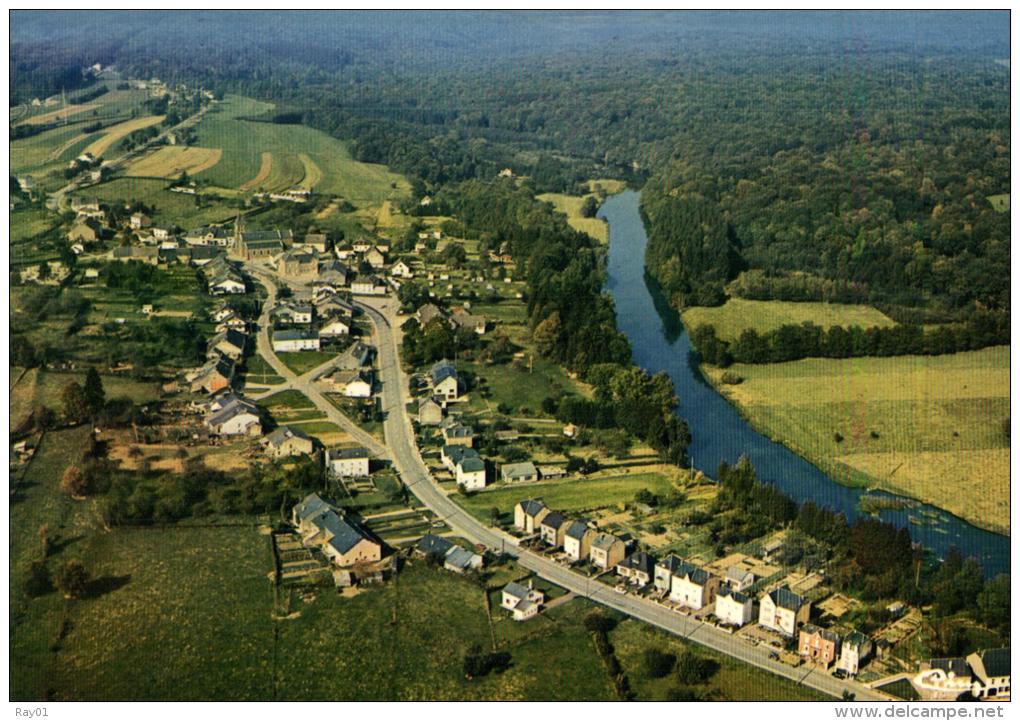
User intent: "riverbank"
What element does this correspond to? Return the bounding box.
[696,351,1010,536]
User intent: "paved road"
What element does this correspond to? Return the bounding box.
[248,268,388,458]
[249,267,888,702]
[354,297,890,702]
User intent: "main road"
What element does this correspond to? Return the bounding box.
[248,264,888,702]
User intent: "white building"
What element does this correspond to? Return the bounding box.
[272,329,321,352]
[326,447,370,478]
[715,585,755,628]
[758,586,810,638]
[501,581,545,622]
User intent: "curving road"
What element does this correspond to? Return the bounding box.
[249,265,889,702]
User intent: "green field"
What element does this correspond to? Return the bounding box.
[71,177,239,227]
[457,472,676,521]
[683,298,896,343]
[987,193,1010,212]
[242,354,285,386]
[275,351,338,375]
[537,191,610,244]
[704,346,1010,534]
[190,96,409,206]
[611,620,827,701]
[461,354,586,416]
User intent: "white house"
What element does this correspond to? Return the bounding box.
[669,561,721,611]
[501,581,545,622]
[758,586,811,637]
[319,317,351,338]
[339,370,373,398]
[205,399,261,436]
[272,329,321,352]
[429,360,460,400]
[455,454,487,491]
[836,630,874,677]
[715,585,755,628]
[654,555,685,593]
[725,566,756,592]
[351,275,387,295]
[326,446,370,477]
[391,260,414,278]
[514,499,548,534]
[563,520,593,562]
[210,277,246,295]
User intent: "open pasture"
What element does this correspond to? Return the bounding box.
[83,115,165,158]
[124,146,223,178]
[683,298,896,343]
[704,346,1010,533]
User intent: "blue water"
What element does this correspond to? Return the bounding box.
[600,189,1009,577]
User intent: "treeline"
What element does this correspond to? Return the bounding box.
[712,458,1009,640]
[690,311,1009,367]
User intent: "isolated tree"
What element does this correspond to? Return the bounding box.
[532,312,562,357]
[488,507,501,524]
[643,648,676,678]
[60,465,88,497]
[61,381,89,424]
[83,367,105,416]
[55,560,89,600]
[25,560,52,598]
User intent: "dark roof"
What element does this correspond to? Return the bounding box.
[541,511,567,529]
[458,456,486,473]
[592,532,622,551]
[416,533,453,557]
[518,499,546,517]
[330,446,370,460]
[975,648,1010,678]
[503,581,531,600]
[274,328,318,342]
[265,425,310,446]
[443,445,479,466]
[294,493,330,522]
[801,624,841,644]
[444,424,474,439]
[315,511,370,554]
[768,586,807,612]
[657,554,686,574]
[930,658,971,678]
[501,461,538,479]
[717,584,750,604]
[564,520,590,540]
[444,546,479,570]
[429,359,458,385]
[619,551,656,574]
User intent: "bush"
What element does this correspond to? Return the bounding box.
[674,649,719,685]
[665,685,703,701]
[25,560,52,597]
[584,611,617,633]
[721,371,743,385]
[60,465,88,497]
[833,432,844,443]
[463,643,512,679]
[54,560,89,599]
[643,648,677,678]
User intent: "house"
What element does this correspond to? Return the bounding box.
[836,630,874,677]
[207,329,248,361]
[967,648,1010,700]
[715,585,755,628]
[417,397,444,426]
[441,444,475,472]
[501,581,545,621]
[334,243,356,260]
[68,220,101,243]
[319,317,351,339]
[236,229,291,260]
[325,446,370,477]
[391,259,414,278]
[455,453,487,491]
[762,537,785,562]
[669,561,721,611]
[798,624,841,667]
[539,511,569,547]
[190,246,223,266]
[414,533,454,560]
[429,360,460,400]
[654,555,685,593]
[450,309,487,335]
[501,461,538,483]
[443,545,484,574]
[563,521,593,561]
[205,398,262,436]
[110,246,160,265]
[130,212,151,230]
[617,551,656,586]
[263,425,314,459]
[271,302,314,325]
[758,586,811,637]
[590,533,626,570]
[335,341,373,370]
[184,225,233,247]
[416,303,447,327]
[152,227,172,241]
[316,266,350,291]
[364,246,387,268]
[292,493,381,568]
[914,658,978,701]
[351,275,387,295]
[514,499,548,534]
[725,566,756,592]
[272,329,321,353]
[209,275,246,295]
[303,233,330,254]
[352,240,373,253]
[335,369,373,398]
[214,311,247,333]
[277,248,319,281]
[441,424,474,448]
[187,357,235,393]
[314,292,355,319]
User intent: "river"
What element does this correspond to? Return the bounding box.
[599,189,1009,577]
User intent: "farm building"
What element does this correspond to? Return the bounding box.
[187,357,236,394]
[501,461,538,484]
[207,329,249,361]
[417,397,444,426]
[319,317,351,338]
[263,425,314,459]
[205,396,262,437]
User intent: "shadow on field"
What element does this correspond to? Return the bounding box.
[86,573,132,598]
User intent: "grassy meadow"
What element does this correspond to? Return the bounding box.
[683,298,896,343]
[987,193,1010,212]
[703,346,1010,533]
[190,96,409,205]
[72,177,239,227]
